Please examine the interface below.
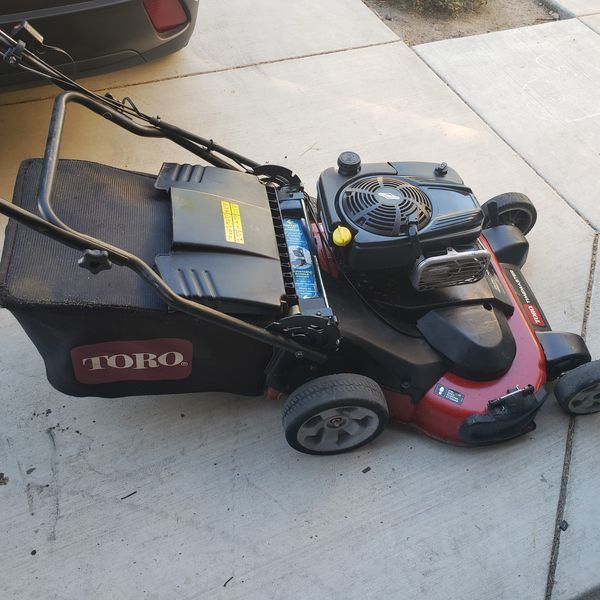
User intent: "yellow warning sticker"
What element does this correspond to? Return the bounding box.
[230,202,245,244]
[221,200,244,244]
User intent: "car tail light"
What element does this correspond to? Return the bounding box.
[143,0,188,33]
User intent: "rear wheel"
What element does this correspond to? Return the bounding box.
[555,360,600,415]
[482,192,537,235]
[282,374,389,455]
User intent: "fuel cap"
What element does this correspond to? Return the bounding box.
[332,225,353,247]
[337,151,361,177]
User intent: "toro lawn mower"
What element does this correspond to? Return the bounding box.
[1,25,599,455]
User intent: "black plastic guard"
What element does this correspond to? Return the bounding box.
[417,304,516,381]
[154,166,287,315]
[536,331,591,380]
[460,388,546,445]
[155,252,286,314]
[483,225,529,267]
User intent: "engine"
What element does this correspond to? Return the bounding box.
[317,152,489,291]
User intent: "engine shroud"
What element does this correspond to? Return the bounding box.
[340,175,433,236]
[318,161,484,273]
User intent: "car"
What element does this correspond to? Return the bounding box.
[0,0,199,88]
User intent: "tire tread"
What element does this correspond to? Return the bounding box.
[555,360,600,415]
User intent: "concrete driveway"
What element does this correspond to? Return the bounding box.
[0,1,598,599]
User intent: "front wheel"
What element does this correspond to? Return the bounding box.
[481,192,537,235]
[282,374,389,455]
[555,360,600,415]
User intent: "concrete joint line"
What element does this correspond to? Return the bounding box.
[581,234,599,342]
[545,232,598,599]
[411,47,598,234]
[0,39,402,109]
[579,16,600,35]
[545,416,576,600]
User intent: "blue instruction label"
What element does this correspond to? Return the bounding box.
[282,218,320,299]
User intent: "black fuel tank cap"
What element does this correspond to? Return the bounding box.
[337,151,361,176]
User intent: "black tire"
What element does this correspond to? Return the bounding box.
[555,360,600,415]
[282,374,389,455]
[481,192,537,235]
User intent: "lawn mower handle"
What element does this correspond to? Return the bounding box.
[36,91,260,228]
[0,37,328,363]
[1,23,261,173]
[0,197,328,364]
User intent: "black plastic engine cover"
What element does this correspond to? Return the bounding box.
[317,161,484,272]
[417,304,517,380]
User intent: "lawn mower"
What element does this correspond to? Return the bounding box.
[1,25,599,455]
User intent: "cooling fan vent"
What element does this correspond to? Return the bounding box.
[340,176,433,237]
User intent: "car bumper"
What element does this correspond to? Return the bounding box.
[0,0,198,88]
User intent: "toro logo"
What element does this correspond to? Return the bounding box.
[524,304,545,328]
[71,338,193,384]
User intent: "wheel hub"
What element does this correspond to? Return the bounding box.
[568,382,600,414]
[326,416,348,429]
[297,406,380,452]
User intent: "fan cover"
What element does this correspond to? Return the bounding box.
[340,176,433,237]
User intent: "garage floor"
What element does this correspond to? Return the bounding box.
[1,2,599,598]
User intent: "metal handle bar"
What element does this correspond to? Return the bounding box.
[0,34,328,362]
[37,91,244,227]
